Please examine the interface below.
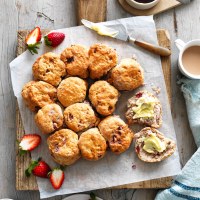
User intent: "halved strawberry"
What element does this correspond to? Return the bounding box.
[25,158,51,178]
[25,27,42,54]
[18,134,41,155]
[44,32,65,47]
[49,168,65,189]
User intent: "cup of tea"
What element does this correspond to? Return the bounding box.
[175,39,200,79]
[126,0,160,10]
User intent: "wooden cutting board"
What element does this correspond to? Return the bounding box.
[16,29,172,190]
[118,0,181,16]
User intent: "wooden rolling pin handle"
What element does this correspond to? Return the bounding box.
[77,0,107,25]
[130,37,171,57]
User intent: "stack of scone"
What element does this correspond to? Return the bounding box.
[22,43,175,166]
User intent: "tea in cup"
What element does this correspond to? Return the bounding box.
[175,39,200,79]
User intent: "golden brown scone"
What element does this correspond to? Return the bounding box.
[89,44,117,79]
[32,52,66,86]
[60,45,89,78]
[98,116,134,154]
[125,91,162,128]
[57,77,87,107]
[78,128,107,161]
[64,103,99,132]
[134,127,176,162]
[35,104,63,134]
[21,81,57,112]
[47,129,80,165]
[89,81,119,116]
[108,58,144,91]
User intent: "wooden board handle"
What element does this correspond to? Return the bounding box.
[133,39,171,57]
[77,0,107,25]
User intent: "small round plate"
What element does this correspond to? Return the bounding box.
[63,194,103,200]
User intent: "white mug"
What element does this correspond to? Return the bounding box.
[175,39,200,79]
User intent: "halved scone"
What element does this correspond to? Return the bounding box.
[125,91,162,128]
[134,127,176,162]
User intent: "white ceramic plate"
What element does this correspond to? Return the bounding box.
[63,194,103,200]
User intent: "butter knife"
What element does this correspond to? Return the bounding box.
[81,19,171,57]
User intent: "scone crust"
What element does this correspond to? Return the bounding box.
[64,103,99,132]
[89,80,119,116]
[125,91,162,128]
[35,104,63,134]
[60,45,89,78]
[57,77,87,107]
[78,128,107,161]
[89,44,117,79]
[47,129,80,165]
[32,52,66,86]
[134,127,176,162]
[98,116,134,154]
[108,58,144,91]
[21,81,57,112]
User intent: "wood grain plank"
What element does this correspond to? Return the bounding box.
[118,0,181,16]
[77,0,107,25]
[16,29,172,190]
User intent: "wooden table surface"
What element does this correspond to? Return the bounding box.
[0,0,198,199]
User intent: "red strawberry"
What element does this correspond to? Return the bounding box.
[25,27,42,54]
[18,134,41,155]
[25,158,51,178]
[49,168,65,189]
[44,32,65,47]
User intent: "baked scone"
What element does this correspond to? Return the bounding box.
[89,80,119,116]
[78,128,107,161]
[35,104,63,134]
[134,127,176,162]
[47,129,80,165]
[21,81,57,112]
[60,45,89,78]
[108,58,144,91]
[89,44,117,79]
[32,52,66,86]
[125,91,162,128]
[64,102,99,132]
[57,77,87,107]
[98,116,134,154]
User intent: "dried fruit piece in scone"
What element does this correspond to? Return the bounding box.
[125,91,162,128]
[134,127,176,162]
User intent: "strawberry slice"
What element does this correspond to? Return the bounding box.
[44,32,65,47]
[18,134,41,155]
[25,158,51,178]
[49,168,65,189]
[25,27,42,54]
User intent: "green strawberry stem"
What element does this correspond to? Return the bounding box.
[25,157,41,177]
[27,42,41,55]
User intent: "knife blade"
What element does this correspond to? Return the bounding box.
[81,19,171,57]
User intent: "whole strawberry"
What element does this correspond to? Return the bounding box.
[25,158,51,178]
[18,134,41,155]
[25,27,42,54]
[44,32,65,47]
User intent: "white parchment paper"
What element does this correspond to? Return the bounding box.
[10,16,181,199]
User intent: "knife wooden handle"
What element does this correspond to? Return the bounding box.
[132,38,171,57]
[77,0,107,25]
